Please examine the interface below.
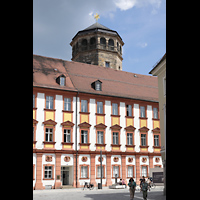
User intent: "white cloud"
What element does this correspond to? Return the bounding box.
[89,11,94,16]
[113,0,162,11]
[137,42,148,48]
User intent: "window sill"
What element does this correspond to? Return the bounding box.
[153,146,161,148]
[79,143,91,146]
[125,144,135,147]
[79,112,90,114]
[125,116,134,118]
[61,142,74,145]
[111,114,120,117]
[95,143,106,147]
[152,118,160,120]
[62,110,74,113]
[95,113,106,116]
[43,178,54,180]
[139,145,149,148]
[139,117,148,120]
[44,108,56,111]
[43,141,56,144]
[111,144,121,147]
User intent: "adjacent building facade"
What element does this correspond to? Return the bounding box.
[33,22,163,190]
[149,53,166,194]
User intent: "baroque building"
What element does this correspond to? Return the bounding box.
[33,21,162,190]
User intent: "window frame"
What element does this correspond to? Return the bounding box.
[81,130,88,144]
[64,98,71,111]
[81,99,88,113]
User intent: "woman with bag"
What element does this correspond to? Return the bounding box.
[128,178,136,200]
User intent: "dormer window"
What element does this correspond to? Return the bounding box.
[56,74,66,86]
[91,80,102,91]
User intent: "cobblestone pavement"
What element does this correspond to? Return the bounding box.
[33,186,166,200]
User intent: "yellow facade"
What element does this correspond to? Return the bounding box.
[33,110,36,119]
[46,111,54,120]
[64,113,72,122]
[140,119,147,127]
[63,145,71,149]
[126,118,133,126]
[45,144,54,148]
[153,120,160,128]
[112,117,119,125]
[97,116,104,124]
[81,114,88,123]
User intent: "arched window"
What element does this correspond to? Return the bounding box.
[120,46,122,55]
[81,39,87,51]
[90,37,96,49]
[100,37,106,49]
[108,39,114,50]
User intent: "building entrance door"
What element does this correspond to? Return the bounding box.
[61,167,69,185]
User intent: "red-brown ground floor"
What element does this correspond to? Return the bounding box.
[33,149,162,190]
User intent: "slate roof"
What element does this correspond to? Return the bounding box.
[33,54,158,102]
[71,22,123,43]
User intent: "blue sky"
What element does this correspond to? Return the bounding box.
[33,0,166,75]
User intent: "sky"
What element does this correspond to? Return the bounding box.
[33,0,166,75]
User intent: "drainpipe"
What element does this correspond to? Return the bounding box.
[75,91,79,188]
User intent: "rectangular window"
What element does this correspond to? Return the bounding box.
[140,106,145,118]
[95,82,101,91]
[105,61,110,68]
[142,166,147,177]
[64,129,71,143]
[46,96,53,109]
[44,166,52,179]
[64,98,71,111]
[45,128,53,142]
[113,166,119,177]
[60,77,65,86]
[154,135,159,146]
[81,100,88,112]
[126,105,132,116]
[97,101,103,114]
[97,131,103,144]
[113,132,119,145]
[81,130,88,143]
[127,133,133,145]
[81,166,88,178]
[141,134,146,146]
[153,107,158,119]
[128,166,133,177]
[112,103,118,115]
[97,166,104,178]
[33,94,35,108]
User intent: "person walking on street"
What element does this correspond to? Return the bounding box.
[128,178,136,200]
[141,178,150,200]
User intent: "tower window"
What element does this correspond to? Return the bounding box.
[105,62,110,68]
[100,37,106,49]
[108,39,114,50]
[81,39,87,51]
[90,37,96,49]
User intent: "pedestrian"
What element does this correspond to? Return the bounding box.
[128,178,136,200]
[141,178,150,200]
[122,179,126,188]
